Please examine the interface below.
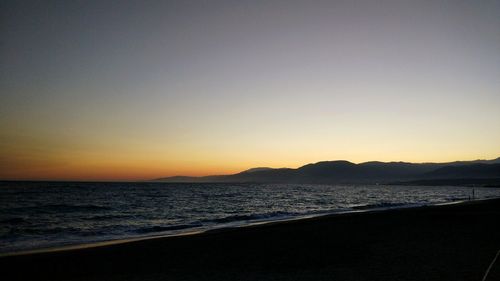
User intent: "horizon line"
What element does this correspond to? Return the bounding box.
[3,156,498,182]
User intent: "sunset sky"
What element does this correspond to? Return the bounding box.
[1,1,500,180]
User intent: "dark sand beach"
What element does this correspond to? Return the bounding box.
[2,199,500,281]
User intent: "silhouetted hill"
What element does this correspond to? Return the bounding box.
[239,167,274,173]
[431,157,500,166]
[389,178,500,187]
[153,157,500,184]
[422,163,500,179]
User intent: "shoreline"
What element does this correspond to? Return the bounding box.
[2,197,495,258]
[2,197,496,258]
[2,197,500,280]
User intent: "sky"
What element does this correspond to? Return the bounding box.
[1,0,499,180]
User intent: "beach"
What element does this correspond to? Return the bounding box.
[2,198,500,281]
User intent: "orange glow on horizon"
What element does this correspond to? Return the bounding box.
[2,152,499,181]
[1,1,500,182]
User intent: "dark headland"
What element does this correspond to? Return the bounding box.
[153,157,500,186]
[2,198,500,281]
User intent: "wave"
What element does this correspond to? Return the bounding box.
[135,212,299,235]
[135,223,203,234]
[9,204,112,214]
[202,211,296,224]
[82,214,130,221]
[350,202,418,210]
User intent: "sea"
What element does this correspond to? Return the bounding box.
[1,181,499,255]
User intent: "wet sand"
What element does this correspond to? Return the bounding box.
[2,198,500,281]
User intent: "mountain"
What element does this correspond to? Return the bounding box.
[153,157,500,185]
[239,167,274,173]
[422,163,500,179]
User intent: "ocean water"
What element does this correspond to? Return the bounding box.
[1,181,499,254]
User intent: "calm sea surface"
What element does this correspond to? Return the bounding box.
[1,181,499,254]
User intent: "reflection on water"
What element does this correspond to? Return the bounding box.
[1,181,499,254]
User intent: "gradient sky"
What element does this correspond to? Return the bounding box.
[1,0,500,180]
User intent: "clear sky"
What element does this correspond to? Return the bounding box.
[1,0,499,180]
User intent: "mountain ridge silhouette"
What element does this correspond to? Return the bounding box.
[154,157,500,184]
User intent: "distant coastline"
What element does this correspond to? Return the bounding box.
[154,157,500,185]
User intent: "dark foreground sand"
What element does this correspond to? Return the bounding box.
[2,199,500,281]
